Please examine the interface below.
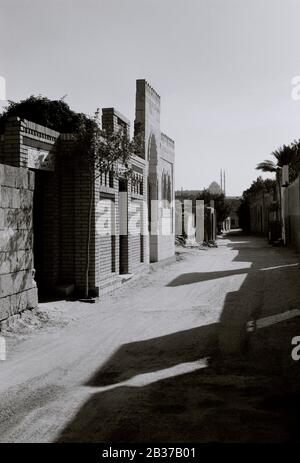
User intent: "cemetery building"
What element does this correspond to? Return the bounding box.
[0,79,175,323]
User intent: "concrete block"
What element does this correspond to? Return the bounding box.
[4,209,19,229]
[0,209,4,229]
[0,273,13,297]
[0,252,10,274]
[9,293,17,313]
[3,164,17,188]
[12,269,33,293]
[26,287,38,308]
[4,208,33,230]
[20,189,33,209]
[0,229,16,252]
[8,252,18,273]
[12,250,33,272]
[0,187,21,209]
[28,170,35,190]
[0,187,12,208]
[54,283,75,297]
[21,209,33,229]
[0,295,10,321]
[11,188,21,209]
[15,290,27,312]
[17,229,33,250]
[14,168,28,189]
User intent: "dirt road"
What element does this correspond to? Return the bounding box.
[1,232,300,442]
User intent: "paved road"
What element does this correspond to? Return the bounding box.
[1,232,300,442]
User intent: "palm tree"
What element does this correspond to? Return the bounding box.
[256,143,300,244]
[256,144,297,174]
[257,143,300,181]
[256,159,277,173]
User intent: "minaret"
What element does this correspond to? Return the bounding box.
[223,170,226,197]
[220,169,223,192]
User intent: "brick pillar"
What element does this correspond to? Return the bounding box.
[118,179,128,274]
[41,170,60,289]
[74,155,97,296]
[3,117,27,168]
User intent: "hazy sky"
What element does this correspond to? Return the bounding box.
[1,0,300,195]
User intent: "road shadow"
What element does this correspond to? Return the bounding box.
[86,324,218,387]
[167,269,249,286]
[56,232,300,442]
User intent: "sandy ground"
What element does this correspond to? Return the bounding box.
[1,231,300,442]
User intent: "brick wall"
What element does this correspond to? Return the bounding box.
[0,85,176,306]
[99,108,149,284]
[128,198,143,271]
[96,193,116,277]
[0,163,38,322]
[128,155,149,273]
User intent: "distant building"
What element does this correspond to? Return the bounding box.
[228,196,241,229]
[208,181,222,195]
[222,197,241,231]
[174,189,217,243]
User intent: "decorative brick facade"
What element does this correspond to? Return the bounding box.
[0,79,175,322]
[135,79,175,263]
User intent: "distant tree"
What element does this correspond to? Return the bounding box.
[0,95,93,133]
[175,189,232,223]
[238,177,276,232]
[256,142,300,183]
[200,190,231,223]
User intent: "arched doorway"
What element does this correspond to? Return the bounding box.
[148,133,158,262]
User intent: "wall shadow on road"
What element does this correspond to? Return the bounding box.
[218,231,300,357]
[166,268,249,286]
[56,232,300,443]
[86,324,218,387]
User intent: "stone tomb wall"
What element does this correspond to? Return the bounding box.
[134,80,175,264]
[158,133,175,261]
[0,163,38,322]
[285,176,300,250]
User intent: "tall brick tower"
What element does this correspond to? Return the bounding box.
[134,79,175,263]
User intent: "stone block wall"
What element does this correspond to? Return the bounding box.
[0,163,38,321]
[285,176,300,250]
